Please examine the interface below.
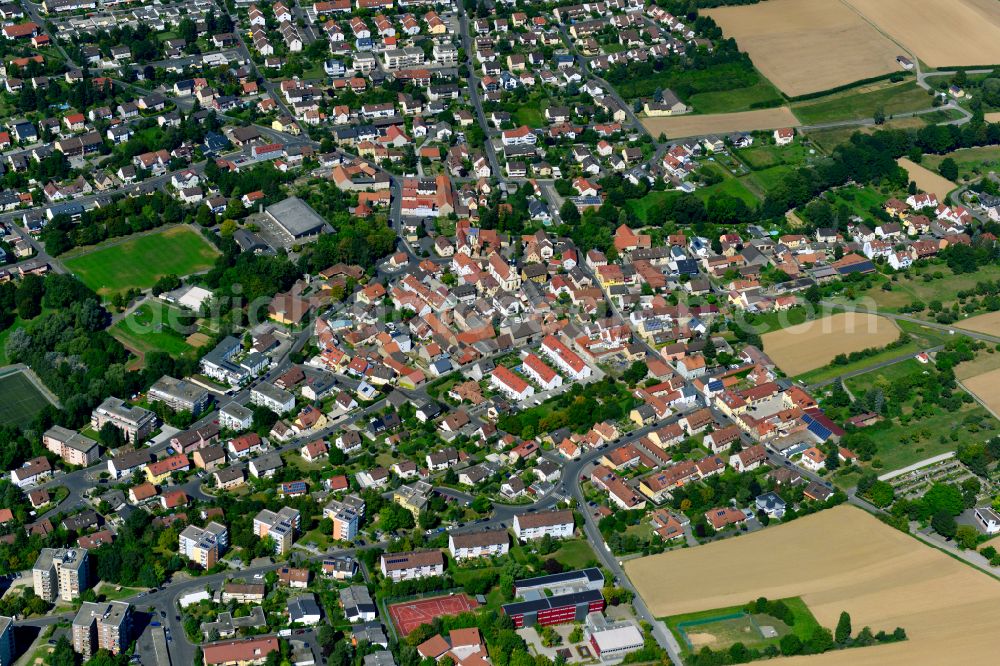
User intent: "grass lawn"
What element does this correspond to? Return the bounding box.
[922,146,1000,182]
[737,306,813,335]
[625,190,682,224]
[0,370,54,428]
[688,78,784,115]
[0,308,53,365]
[734,143,815,170]
[547,539,600,570]
[513,105,546,129]
[63,226,220,297]
[791,80,932,125]
[97,583,144,601]
[745,165,795,193]
[664,597,821,656]
[110,301,197,362]
[695,163,760,205]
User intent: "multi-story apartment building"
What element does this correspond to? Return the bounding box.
[148,375,212,415]
[71,601,132,658]
[33,548,89,602]
[0,616,14,666]
[448,530,510,560]
[512,509,575,542]
[379,550,445,582]
[252,507,300,554]
[178,522,229,567]
[249,383,295,414]
[91,397,156,443]
[42,426,99,466]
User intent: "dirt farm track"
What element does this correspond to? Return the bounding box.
[625,506,1000,665]
[760,312,899,377]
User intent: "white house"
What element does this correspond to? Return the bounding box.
[448,531,510,560]
[512,509,574,542]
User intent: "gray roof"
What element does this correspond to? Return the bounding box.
[265,196,330,238]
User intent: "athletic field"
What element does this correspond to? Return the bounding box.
[0,370,54,428]
[63,226,220,296]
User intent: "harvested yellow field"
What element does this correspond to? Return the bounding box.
[705,0,900,96]
[845,0,1000,68]
[957,311,1000,337]
[761,312,899,376]
[626,505,1000,665]
[641,107,799,139]
[897,158,957,200]
[963,367,1000,417]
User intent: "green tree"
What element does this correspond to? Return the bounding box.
[559,200,581,225]
[931,510,957,538]
[779,633,802,656]
[835,611,852,644]
[15,273,44,319]
[923,483,964,516]
[939,157,959,182]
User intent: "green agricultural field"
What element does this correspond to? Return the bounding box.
[110,301,198,362]
[687,79,784,115]
[922,146,1000,182]
[63,226,220,296]
[790,80,933,125]
[734,143,814,170]
[0,370,54,428]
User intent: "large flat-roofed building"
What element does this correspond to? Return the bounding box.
[33,547,89,601]
[514,568,605,597]
[263,197,330,247]
[0,616,14,666]
[502,589,604,628]
[503,569,606,628]
[379,550,444,582]
[253,507,300,554]
[585,613,645,661]
[71,601,131,658]
[42,426,99,466]
[148,375,212,415]
[179,521,229,567]
[91,397,157,443]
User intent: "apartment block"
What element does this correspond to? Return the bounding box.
[91,397,157,443]
[33,548,89,602]
[253,507,300,554]
[148,375,212,415]
[0,616,14,666]
[179,521,229,567]
[42,426,99,466]
[71,601,131,658]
